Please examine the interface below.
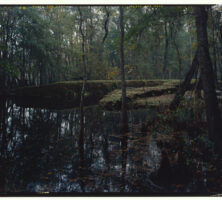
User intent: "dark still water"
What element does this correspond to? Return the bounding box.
[0,99,164,194]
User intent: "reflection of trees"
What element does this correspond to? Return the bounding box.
[0,98,7,192]
[120,131,128,192]
[0,104,79,192]
[0,101,159,193]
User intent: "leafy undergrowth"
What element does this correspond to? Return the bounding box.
[147,100,222,194]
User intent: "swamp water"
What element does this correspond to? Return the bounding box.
[0,99,211,195]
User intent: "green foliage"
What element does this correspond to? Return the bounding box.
[1,5,221,88]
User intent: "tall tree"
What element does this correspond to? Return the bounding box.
[119,8,128,191]
[162,20,169,79]
[195,6,222,152]
[210,8,218,87]
[119,6,129,134]
[77,8,87,191]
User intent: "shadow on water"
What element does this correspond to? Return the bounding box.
[0,99,215,195]
[0,98,164,194]
[0,98,7,193]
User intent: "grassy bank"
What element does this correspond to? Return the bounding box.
[16,79,169,97]
[99,81,180,110]
[15,80,179,109]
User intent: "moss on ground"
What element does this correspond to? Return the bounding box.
[15,79,196,110]
[134,94,175,108]
[99,82,179,110]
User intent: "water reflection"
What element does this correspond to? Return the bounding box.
[0,100,162,193]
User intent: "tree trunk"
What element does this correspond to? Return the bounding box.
[170,50,198,110]
[119,6,129,134]
[189,25,193,66]
[194,6,222,152]
[120,7,128,191]
[211,8,218,88]
[102,6,110,44]
[173,38,182,81]
[194,66,202,99]
[1,21,9,92]
[78,8,87,184]
[39,63,45,86]
[162,20,169,80]
[214,38,222,82]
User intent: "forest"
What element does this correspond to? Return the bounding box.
[0,5,222,195]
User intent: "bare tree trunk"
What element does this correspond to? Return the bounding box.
[78,8,87,190]
[217,45,222,82]
[210,8,218,88]
[170,50,198,110]
[102,6,110,44]
[39,63,45,86]
[162,20,169,80]
[194,66,202,99]
[189,25,193,66]
[119,6,129,134]
[173,38,182,81]
[1,17,9,92]
[195,6,222,152]
[119,7,128,191]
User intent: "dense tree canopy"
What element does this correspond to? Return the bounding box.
[1,5,221,89]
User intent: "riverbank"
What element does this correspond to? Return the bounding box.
[99,81,179,110]
[14,79,181,109]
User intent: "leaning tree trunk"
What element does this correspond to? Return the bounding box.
[119,6,129,134]
[195,6,222,152]
[170,50,198,110]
